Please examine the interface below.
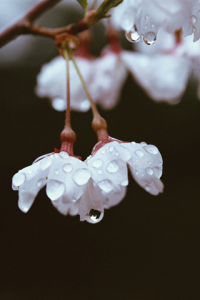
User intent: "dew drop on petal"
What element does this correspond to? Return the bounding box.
[153,167,162,179]
[143,32,156,45]
[73,169,91,185]
[114,152,119,156]
[27,169,32,175]
[37,178,45,187]
[145,15,149,20]
[54,169,59,175]
[13,173,25,187]
[140,142,147,145]
[63,163,73,173]
[92,159,103,169]
[131,141,136,145]
[134,150,144,157]
[86,209,104,224]
[135,170,139,175]
[144,145,158,155]
[150,24,155,28]
[106,160,119,173]
[109,145,115,152]
[97,170,103,175]
[125,25,140,43]
[101,149,106,155]
[121,179,128,186]
[145,25,148,29]
[59,151,69,159]
[47,180,65,201]
[146,167,154,175]
[54,153,59,159]
[98,180,113,193]
[40,157,52,170]
[145,185,150,192]
[190,15,197,24]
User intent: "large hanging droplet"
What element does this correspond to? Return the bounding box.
[86,209,104,224]
[143,32,156,45]
[125,25,140,43]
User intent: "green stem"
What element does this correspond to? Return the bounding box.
[69,52,99,118]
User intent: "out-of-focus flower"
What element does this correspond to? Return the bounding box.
[36,48,128,111]
[110,0,200,43]
[12,139,163,223]
[36,56,92,112]
[122,31,200,103]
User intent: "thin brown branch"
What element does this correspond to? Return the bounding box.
[0,0,62,48]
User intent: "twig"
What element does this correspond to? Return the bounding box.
[0,0,62,48]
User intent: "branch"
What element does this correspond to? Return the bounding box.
[0,0,62,48]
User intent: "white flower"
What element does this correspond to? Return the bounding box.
[36,56,92,112]
[36,49,127,111]
[121,31,200,103]
[87,139,163,196]
[110,0,200,43]
[12,152,92,214]
[12,139,163,223]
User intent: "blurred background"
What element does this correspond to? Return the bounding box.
[0,1,200,300]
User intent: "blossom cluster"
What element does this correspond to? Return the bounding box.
[12,139,163,223]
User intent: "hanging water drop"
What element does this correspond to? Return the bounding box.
[143,32,156,45]
[63,163,73,173]
[125,25,140,43]
[86,209,104,224]
[146,167,153,175]
[106,160,119,173]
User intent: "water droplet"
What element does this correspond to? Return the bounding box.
[73,169,91,185]
[47,180,65,200]
[148,161,152,165]
[63,163,73,173]
[146,167,153,175]
[86,209,104,224]
[140,142,147,145]
[27,169,32,175]
[125,25,140,43]
[54,169,59,175]
[145,25,148,29]
[145,15,149,19]
[153,167,162,179]
[40,157,52,170]
[54,153,59,159]
[143,32,156,45]
[121,179,128,186]
[131,141,136,145]
[109,145,115,152]
[150,24,155,28]
[135,170,139,175]
[107,160,119,173]
[190,15,197,24]
[92,159,103,169]
[141,173,144,177]
[97,170,103,175]
[145,185,150,192]
[193,27,196,33]
[144,145,158,155]
[134,150,144,157]
[98,180,113,193]
[101,149,106,155]
[37,178,45,187]
[13,173,25,187]
[59,151,69,159]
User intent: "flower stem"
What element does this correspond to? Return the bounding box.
[70,52,108,142]
[60,48,76,155]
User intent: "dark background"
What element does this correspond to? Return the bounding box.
[0,9,200,300]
